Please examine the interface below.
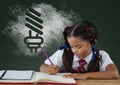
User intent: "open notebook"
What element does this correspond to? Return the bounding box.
[0,71,76,85]
[35,72,76,84]
[0,70,33,80]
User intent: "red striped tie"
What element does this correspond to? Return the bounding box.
[77,59,87,73]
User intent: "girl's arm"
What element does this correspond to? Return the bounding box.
[63,64,119,79]
[40,63,59,75]
[85,64,119,79]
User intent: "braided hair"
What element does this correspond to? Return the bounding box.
[67,20,98,45]
[61,26,74,72]
[61,20,99,73]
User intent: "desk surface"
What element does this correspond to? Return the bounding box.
[0,74,120,85]
[76,78,120,85]
[0,79,120,85]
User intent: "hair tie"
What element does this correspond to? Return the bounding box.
[91,45,96,61]
[86,27,91,32]
[67,26,72,29]
[58,44,70,50]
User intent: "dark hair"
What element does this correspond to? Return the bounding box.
[67,20,98,45]
[60,26,74,72]
[61,20,99,73]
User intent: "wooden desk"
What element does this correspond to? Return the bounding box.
[0,73,120,85]
[76,79,120,85]
[0,79,120,85]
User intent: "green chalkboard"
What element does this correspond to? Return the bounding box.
[0,0,120,72]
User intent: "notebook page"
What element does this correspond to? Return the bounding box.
[35,72,76,83]
[2,70,34,80]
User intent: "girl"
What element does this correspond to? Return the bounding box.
[40,20,119,79]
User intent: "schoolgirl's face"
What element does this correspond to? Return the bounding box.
[67,36,92,59]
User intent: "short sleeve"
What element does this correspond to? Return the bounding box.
[44,49,64,68]
[99,50,114,71]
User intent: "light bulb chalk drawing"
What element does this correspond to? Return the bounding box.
[24,8,44,53]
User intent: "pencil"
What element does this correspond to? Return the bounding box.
[40,46,54,65]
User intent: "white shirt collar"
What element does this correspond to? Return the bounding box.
[73,52,92,64]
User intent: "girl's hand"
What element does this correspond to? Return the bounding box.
[48,65,59,75]
[63,73,87,80]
